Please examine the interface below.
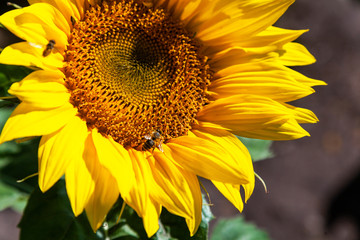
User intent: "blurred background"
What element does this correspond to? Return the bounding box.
[0,0,359,239]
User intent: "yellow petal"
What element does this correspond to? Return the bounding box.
[202,26,305,58]
[192,0,294,43]
[13,69,64,84]
[166,130,252,184]
[283,103,319,124]
[0,3,70,48]
[279,42,316,66]
[149,150,202,220]
[202,27,307,62]
[124,150,151,215]
[210,68,315,102]
[235,118,310,140]
[37,115,88,192]
[242,180,255,203]
[212,61,326,88]
[208,46,271,71]
[185,204,202,237]
[9,71,69,109]
[197,94,313,138]
[28,0,85,24]
[38,132,65,192]
[124,149,160,237]
[180,0,204,21]
[282,66,326,87]
[81,131,121,230]
[142,198,161,238]
[239,26,307,48]
[90,130,135,198]
[197,94,294,131]
[64,117,94,216]
[85,168,119,231]
[192,127,254,181]
[0,102,77,144]
[0,42,64,70]
[212,181,243,212]
[88,0,102,6]
[155,0,197,20]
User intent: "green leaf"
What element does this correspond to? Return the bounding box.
[0,181,27,212]
[211,216,271,240]
[18,180,102,240]
[237,137,273,162]
[0,107,38,212]
[0,136,39,194]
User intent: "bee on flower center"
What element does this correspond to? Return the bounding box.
[142,129,164,152]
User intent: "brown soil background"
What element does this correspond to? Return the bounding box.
[1,0,360,239]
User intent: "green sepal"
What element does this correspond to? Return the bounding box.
[211,216,271,240]
[237,136,273,162]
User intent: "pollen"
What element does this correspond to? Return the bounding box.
[64,0,211,149]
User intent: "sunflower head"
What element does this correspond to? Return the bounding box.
[64,0,211,149]
[0,0,324,237]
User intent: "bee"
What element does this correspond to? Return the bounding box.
[28,40,56,57]
[142,129,164,152]
[42,40,56,57]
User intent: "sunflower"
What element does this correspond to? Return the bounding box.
[0,0,324,237]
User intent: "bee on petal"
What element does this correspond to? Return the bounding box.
[28,40,57,57]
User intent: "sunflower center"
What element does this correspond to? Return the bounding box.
[94,30,169,105]
[64,0,211,149]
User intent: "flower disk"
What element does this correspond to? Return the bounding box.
[65,0,211,148]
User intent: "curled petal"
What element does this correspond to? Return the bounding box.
[279,42,316,66]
